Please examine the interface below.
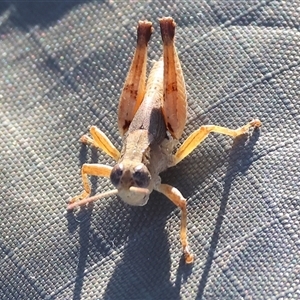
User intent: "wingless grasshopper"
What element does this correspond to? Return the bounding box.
[68,17,261,263]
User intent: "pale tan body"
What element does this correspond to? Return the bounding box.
[68,17,261,264]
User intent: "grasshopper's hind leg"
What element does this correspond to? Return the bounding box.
[156,183,194,264]
[81,126,120,161]
[160,17,187,140]
[70,164,112,204]
[117,20,153,136]
[173,119,262,165]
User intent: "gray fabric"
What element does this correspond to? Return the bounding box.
[1,1,300,299]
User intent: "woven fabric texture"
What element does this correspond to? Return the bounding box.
[1,1,300,299]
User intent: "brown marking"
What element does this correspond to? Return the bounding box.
[166,82,178,93]
[122,119,131,131]
[159,17,176,44]
[123,83,138,98]
[123,83,133,91]
[131,89,138,97]
[137,21,153,46]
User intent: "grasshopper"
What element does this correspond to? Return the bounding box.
[68,17,261,264]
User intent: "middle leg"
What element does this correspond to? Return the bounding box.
[81,126,120,161]
[173,119,262,165]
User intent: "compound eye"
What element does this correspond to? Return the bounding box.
[133,165,151,188]
[110,164,123,187]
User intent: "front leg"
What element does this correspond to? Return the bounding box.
[70,163,112,204]
[173,119,262,166]
[156,183,194,264]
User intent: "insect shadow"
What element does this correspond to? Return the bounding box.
[101,129,261,299]
[102,194,181,300]
[65,141,178,299]
[196,129,261,299]
[65,144,99,299]
[66,126,260,299]
[66,144,192,299]
[66,192,183,299]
